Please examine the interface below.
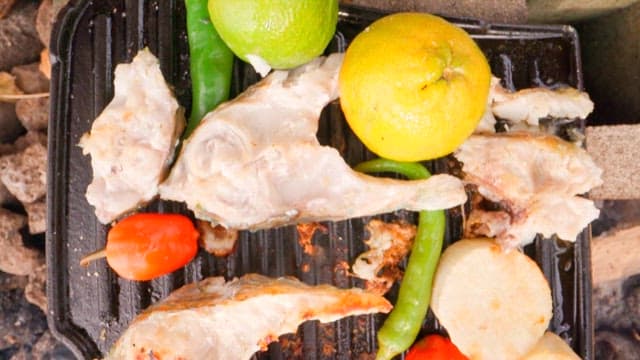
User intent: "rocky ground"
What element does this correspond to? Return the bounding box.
[0,0,74,358]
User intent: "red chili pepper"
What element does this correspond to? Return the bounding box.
[405,334,469,360]
[81,213,199,281]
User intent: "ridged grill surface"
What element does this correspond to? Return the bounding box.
[47,1,592,359]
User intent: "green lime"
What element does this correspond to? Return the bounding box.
[208,0,338,75]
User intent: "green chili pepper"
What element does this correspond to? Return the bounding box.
[184,0,234,138]
[354,158,446,360]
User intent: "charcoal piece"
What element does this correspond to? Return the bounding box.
[0,102,23,144]
[594,331,640,360]
[0,182,16,206]
[0,209,43,276]
[0,280,48,352]
[0,271,27,292]
[7,330,75,360]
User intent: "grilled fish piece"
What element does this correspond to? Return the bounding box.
[492,85,593,127]
[455,132,602,248]
[475,77,594,133]
[352,219,416,295]
[159,53,466,230]
[106,274,392,360]
[79,48,184,224]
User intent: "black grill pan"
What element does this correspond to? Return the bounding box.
[47,1,593,359]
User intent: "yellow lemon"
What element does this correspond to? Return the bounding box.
[339,13,491,161]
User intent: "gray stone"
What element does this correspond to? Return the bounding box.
[12,131,47,152]
[0,1,43,71]
[24,263,46,313]
[0,279,48,356]
[10,63,49,94]
[0,142,47,204]
[0,131,48,159]
[15,97,48,131]
[36,0,53,47]
[35,0,69,48]
[23,198,45,234]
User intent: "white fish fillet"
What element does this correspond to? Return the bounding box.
[493,86,593,127]
[106,274,392,360]
[159,53,466,230]
[475,76,594,133]
[456,132,602,248]
[79,48,185,224]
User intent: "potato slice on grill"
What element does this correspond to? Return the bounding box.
[431,238,552,360]
[521,331,580,359]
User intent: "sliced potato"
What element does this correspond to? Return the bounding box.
[521,331,580,359]
[431,238,552,360]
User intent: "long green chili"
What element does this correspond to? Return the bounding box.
[184,0,234,138]
[354,158,446,360]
